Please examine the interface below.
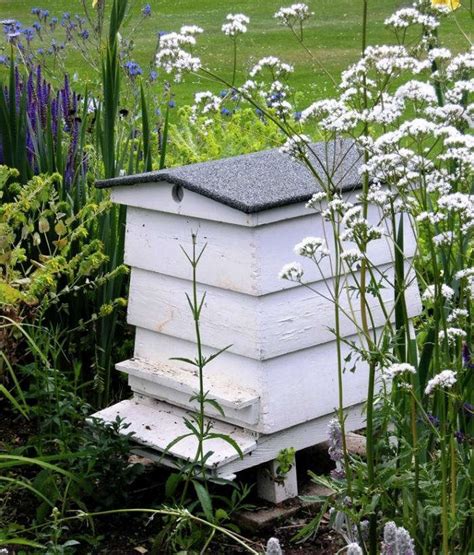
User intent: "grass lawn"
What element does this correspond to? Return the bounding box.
[1,0,472,105]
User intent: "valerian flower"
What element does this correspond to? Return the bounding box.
[421,284,455,302]
[274,3,313,26]
[425,369,457,395]
[294,237,329,259]
[279,134,310,160]
[386,363,417,378]
[279,262,304,281]
[221,13,249,37]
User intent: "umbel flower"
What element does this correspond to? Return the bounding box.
[425,369,457,395]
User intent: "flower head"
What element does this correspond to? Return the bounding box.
[347,544,363,555]
[425,370,457,395]
[279,262,304,281]
[222,13,249,37]
[294,237,329,259]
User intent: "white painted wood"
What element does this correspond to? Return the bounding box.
[123,205,416,296]
[94,398,365,477]
[117,358,260,426]
[133,327,263,391]
[112,182,255,227]
[131,326,385,434]
[127,264,421,360]
[92,396,258,469]
[257,460,298,503]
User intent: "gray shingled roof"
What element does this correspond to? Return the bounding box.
[96,139,362,214]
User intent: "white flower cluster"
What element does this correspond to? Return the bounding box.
[438,327,467,344]
[294,237,329,259]
[279,262,304,281]
[222,13,249,37]
[263,80,293,116]
[385,7,439,31]
[446,47,474,80]
[156,27,202,82]
[456,267,474,298]
[322,195,354,222]
[274,3,313,26]
[301,99,359,132]
[340,248,363,268]
[386,363,417,378]
[305,191,326,209]
[447,308,468,324]
[424,369,457,395]
[190,91,222,123]
[280,134,310,160]
[433,231,454,246]
[250,56,294,78]
[421,284,455,302]
[340,206,384,244]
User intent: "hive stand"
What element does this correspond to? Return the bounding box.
[93,139,421,502]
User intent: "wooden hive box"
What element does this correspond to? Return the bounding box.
[93,139,421,501]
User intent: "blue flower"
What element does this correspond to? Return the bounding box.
[149,70,158,82]
[221,107,231,116]
[294,111,302,121]
[7,31,21,43]
[124,60,143,78]
[142,3,152,17]
[31,7,41,15]
[427,414,440,427]
[62,12,70,20]
[168,99,176,108]
[33,22,41,32]
[40,9,49,20]
[37,47,44,55]
[23,28,35,42]
[80,29,89,40]
[0,55,8,65]
[219,89,228,98]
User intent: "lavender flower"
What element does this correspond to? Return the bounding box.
[328,418,344,462]
[382,521,416,555]
[347,543,363,555]
[265,538,282,555]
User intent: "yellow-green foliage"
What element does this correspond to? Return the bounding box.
[0,168,117,312]
[166,107,284,167]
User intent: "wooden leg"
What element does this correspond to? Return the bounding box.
[257,459,298,503]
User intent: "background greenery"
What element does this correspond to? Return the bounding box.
[1,0,471,105]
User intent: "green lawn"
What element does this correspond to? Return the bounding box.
[1,0,472,104]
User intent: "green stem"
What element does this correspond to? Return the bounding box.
[440,393,449,554]
[191,235,207,485]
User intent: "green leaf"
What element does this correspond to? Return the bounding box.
[165,472,183,498]
[205,398,226,417]
[206,433,243,459]
[192,480,214,523]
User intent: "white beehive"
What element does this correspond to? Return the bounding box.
[93,139,421,501]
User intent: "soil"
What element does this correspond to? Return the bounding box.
[0,408,345,554]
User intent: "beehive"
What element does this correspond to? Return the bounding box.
[93,139,420,500]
